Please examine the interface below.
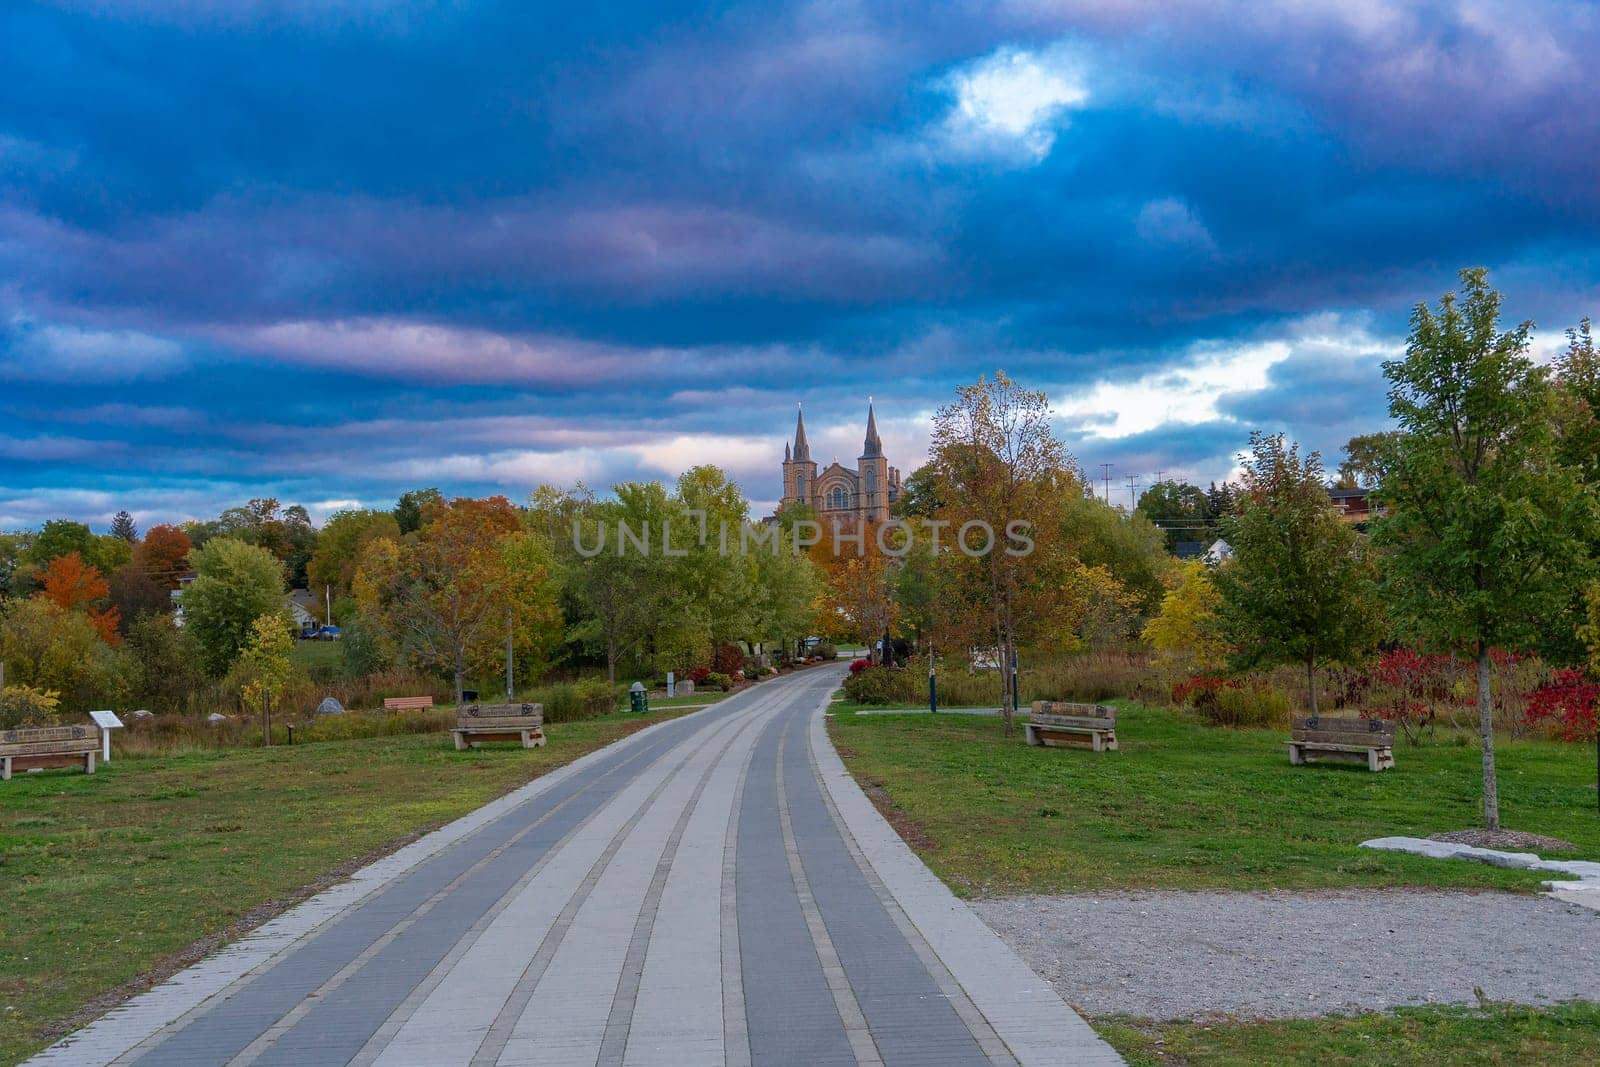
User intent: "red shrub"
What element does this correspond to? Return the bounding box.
[849,658,872,675]
[1523,669,1600,742]
[687,666,710,684]
[713,643,746,676]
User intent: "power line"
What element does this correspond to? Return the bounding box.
[1098,463,1114,505]
[1125,475,1141,511]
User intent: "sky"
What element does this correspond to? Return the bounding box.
[3,0,1599,529]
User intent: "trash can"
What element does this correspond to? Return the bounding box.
[629,681,648,714]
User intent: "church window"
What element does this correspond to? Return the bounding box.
[829,485,849,510]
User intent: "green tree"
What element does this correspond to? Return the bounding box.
[124,615,205,714]
[239,613,296,746]
[395,488,444,535]
[306,509,402,598]
[1141,561,1227,669]
[28,519,96,569]
[1213,432,1382,713]
[0,598,129,713]
[1335,432,1404,489]
[110,510,138,543]
[1374,269,1593,829]
[1136,480,1212,550]
[182,538,288,675]
[566,485,679,682]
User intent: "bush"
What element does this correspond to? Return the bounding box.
[842,666,921,705]
[687,666,710,684]
[1207,683,1289,727]
[848,658,872,675]
[704,671,732,691]
[0,685,62,730]
[812,641,837,661]
[712,643,746,676]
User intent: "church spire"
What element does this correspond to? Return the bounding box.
[862,398,882,457]
[793,403,810,461]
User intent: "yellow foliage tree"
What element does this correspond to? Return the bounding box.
[1141,561,1228,670]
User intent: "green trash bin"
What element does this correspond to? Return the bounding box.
[629,681,648,714]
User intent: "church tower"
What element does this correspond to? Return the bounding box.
[857,400,890,521]
[781,405,817,510]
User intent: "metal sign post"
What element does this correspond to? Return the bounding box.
[89,710,124,763]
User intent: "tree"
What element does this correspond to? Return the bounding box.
[565,484,681,682]
[110,510,138,543]
[358,496,544,701]
[239,613,295,746]
[37,551,122,645]
[1212,432,1382,713]
[1205,481,1236,521]
[1136,480,1212,550]
[124,615,204,714]
[1552,318,1600,488]
[0,532,31,596]
[1141,561,1228,669]
[216,498,316,587]
[395,488,444,535]
[28,519,96,569]
[1335,432,1404,489]
[751,542,818,653]
[307,509,402,598]
[926,371,1083,732]
[0,598,129,713]
[109,563,172,630]
[1374,268,1593,830]
[136,524,194,588]
[182,538,288,675]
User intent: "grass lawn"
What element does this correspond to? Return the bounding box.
[288,638,343,673]
[1094,1001,1600,1066]
[827,701,1600,897]
[0,706,696,1066]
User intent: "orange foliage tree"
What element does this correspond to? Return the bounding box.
[37,552,121,645]
[136,524,193,589]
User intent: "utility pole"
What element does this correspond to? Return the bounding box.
[505,606,514,700]
[1099,463,1114,504]
[1126,475,1142,511]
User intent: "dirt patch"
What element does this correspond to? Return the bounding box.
[859,777,938,852]
[1428,829,1578,852]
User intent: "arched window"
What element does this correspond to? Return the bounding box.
[795,475,804,500]
[865,468,877,491]
[829,485,849,510]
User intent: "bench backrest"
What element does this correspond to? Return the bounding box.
[0,723,100,756]
[1292,715,1394,745]
[384,696,435,711]
[1030,700,1115,727]
[456,703,544,730]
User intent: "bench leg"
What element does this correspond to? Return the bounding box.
[454,733,467,752]
[1024,723,1041,747]
[520,730,533,749]
[1,756,9,781]
[1368,748,1379,772]
[1091,732,1103,753]
[85,751,96,775]
[1288,743,1304,766]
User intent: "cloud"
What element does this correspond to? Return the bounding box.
[937,45,1089,162]
[1135,197,1215,250]
[1,315,187,381]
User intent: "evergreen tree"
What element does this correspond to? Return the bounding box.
[110,510,138,543]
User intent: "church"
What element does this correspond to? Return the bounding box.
[779,403,902,522]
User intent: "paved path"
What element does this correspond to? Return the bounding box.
[31,666,1119,1067]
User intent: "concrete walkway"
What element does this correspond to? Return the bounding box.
[31,665,1119,1067]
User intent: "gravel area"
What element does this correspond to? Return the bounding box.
[975,889,1600,1020]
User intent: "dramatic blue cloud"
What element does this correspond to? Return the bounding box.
[2,0,1598,527]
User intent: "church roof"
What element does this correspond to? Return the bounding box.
[793,405,810,461]
[861,400,882,457]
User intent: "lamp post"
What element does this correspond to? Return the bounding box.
[928,642,937,715]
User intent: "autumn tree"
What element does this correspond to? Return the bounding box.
[1375,269,1593,830]
[1212,433,1382,713]
[925,371,1086,732]
[395,487,444,535]
[307,509,402,600]
[1141,561,1228,669]
[135,524,194,588]
[109,563,172,630]
[36,551,120,644]
[358,496,556,701]
[0,598,128,712]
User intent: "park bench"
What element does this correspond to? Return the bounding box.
[383,696,435,713]
[452,703,546,751]
[0,723,100,780]
[1288,715,1395,772]
[1025,701,1118,752]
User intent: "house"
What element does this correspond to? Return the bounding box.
[1203,539,1233,565]
[287,588,324,630]
[1328,486,1384,524]
[1172,540,1205,561]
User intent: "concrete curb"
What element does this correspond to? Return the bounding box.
[807,681,1124,1066]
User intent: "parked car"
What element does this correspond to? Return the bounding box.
[300,625,342,641]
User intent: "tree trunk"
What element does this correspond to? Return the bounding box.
[1477,644,1500,830]
[1306,657,1318,716]
[453,647,465,705]
[263,696,272,748]
[606,638,617,684]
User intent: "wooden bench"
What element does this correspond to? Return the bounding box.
[452,703,546,750]
[1,723,100,780]
[1288,715,1395,771]
[383,696,435,713]
[1025,701,1118,752]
